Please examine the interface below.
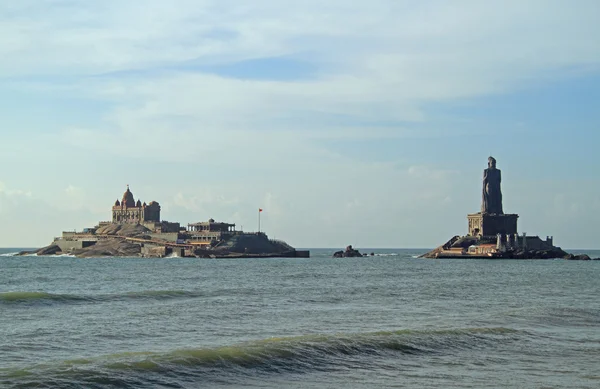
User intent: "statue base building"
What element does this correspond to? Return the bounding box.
[467,212,519,237]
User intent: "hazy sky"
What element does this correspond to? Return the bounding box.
[1,0,599,248]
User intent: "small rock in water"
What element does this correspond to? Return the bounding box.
[332,245,363,258]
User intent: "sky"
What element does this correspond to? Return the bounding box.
[1,0,599,249]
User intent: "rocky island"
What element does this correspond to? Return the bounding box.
[333,245,364,258]
[22,186,309,259]
[420,157,598,261]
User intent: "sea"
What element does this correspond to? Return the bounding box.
[1,247,599,388]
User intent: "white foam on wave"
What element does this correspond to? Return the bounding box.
[3,253,78,258]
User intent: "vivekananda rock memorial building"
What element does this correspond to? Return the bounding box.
[112,185,161,225]
[40,185,307,258]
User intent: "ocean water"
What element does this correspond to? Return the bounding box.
[1,248,599,388]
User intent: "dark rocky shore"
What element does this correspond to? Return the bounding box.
[419,242,598,260]
[19,229,303,259]
[332,245,377,258]
[19,240,150,258]
[333,245,363,258]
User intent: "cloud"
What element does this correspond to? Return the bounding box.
[1,1,600,248]
[5,1,600,155]
[13,0,591,185]
[0,183,103,247]
[64,184,84,202]
[0,182,33,206]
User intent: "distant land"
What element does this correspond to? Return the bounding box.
[19,186,309,259]
[12,158,600,261]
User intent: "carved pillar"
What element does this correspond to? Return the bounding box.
[514,233,520,249]
[506,234,512,250]
[496,233,502,250]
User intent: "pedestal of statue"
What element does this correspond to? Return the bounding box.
[467,212,519,237]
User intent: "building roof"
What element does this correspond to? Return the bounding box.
[188,219,235,226]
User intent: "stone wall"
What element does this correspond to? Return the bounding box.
[525,236,555,250]
[149,232,181,242]
[141,244,167,258]
[468,213,518,237]
[140,221,181,233]
[158,221,180,233]
[55,239,97,253]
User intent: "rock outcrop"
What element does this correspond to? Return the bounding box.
[16,244,62,256]
[27,227,303,259]
[419,239,596,260]
[72,239,142,258]
[94,223,151,237]
[563,253,600,261]
[333,245,364,258]
[36,245,62,256]
[507,247,569,259]
[212,233,294,255]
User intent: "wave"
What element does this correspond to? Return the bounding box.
[0,252,77,258]
[1,287,276,306]
[0,252,37,257]
[0,291,85,303]
[519,306,600,328]
[0,327,521,387]
[0,290,206,305]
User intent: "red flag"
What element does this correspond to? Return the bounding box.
[259,208,263,212]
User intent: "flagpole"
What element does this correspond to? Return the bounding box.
[258,208,261,233]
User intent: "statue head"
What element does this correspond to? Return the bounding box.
[488,156,497,169]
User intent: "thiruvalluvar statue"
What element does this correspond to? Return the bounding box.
[482,156,503,214]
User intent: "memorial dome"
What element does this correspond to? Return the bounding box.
[121,186,136,207]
